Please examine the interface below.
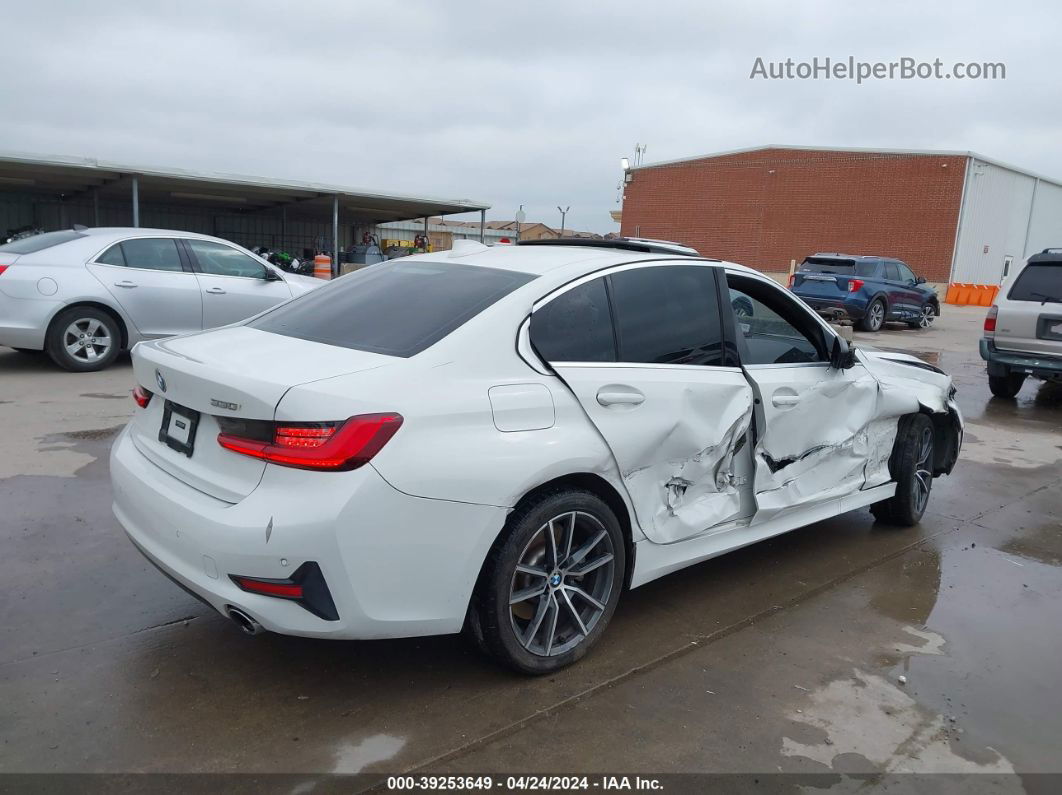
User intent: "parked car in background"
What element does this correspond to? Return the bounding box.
[111,238,963,674]
[0,227,322,371]
[980,248,1062,398]
[789,253,940,332]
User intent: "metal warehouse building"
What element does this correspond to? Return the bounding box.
[0,151,490,272]
[619,145,1062,289]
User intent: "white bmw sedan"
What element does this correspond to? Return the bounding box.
[0,227,320,371]
[110,239,963,673]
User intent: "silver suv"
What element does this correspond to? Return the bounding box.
[980,249,1062,397]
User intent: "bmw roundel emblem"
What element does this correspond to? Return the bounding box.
[155,369,167,393]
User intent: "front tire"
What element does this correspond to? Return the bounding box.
[989,372,1026,399]
[45,307,121,372]
[907,303,936,330]
[859,298,886,332]
[472,488,626,674]
[872,414,934,527]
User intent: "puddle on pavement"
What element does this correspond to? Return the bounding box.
[333,733,407,774]
[782,520,1062,775]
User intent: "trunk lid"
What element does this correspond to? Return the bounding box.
[129,326,395,502]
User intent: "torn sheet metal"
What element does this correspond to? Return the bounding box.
[748,349,954,519]
[553,364,756,546]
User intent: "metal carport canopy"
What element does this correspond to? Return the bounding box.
[0,150,490,225]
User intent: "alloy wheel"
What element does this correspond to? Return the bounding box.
[868,301,885,330]
[918,305,935,329]
[913,426,933,513]
[63,318,113,363]
[508,511,616,657]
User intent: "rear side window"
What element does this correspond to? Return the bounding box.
[884,262,901,281]
[251,261,535,357]
[531,277,615,362]
[1009,264,1062,303]
[0,230,86,254]
[100,238,184,272]
[802,257,879,278]
[610,265,724,366]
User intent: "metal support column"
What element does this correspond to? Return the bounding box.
[131,175,140,227]
[92,187,100,227]
[479,209,485,243]
[332,195,340,278]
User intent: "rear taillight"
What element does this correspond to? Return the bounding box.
[217,413,403,471]
[132,385,153,408]
[232,576,304,599]
[984,305,998,335]
[848,279,865,293]
[0,265,9,276]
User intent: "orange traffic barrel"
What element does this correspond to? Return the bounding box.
[313,254,332,280]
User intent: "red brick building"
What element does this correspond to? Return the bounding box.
[619,145,1062,285]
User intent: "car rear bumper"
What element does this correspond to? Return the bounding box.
[110,424,509,639]
[980,338,1062,379]
[793,294,867,320]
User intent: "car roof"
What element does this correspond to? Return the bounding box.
[81,227,225,241]
[1027,248,1062,265]
[401,241,760,283]
[806,253,885,261]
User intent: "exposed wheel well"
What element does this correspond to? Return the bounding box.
[47,302,129,350]
[916,406,961,476]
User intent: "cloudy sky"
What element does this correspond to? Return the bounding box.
[0,0,1057,233]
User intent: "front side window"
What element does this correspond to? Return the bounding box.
[530,277,615,362]
[251,260,535,357]
[104,238,184,272]
[727,275,826,365]
[896,262,917,284]
[186,239,268,278]
[609,265,724,366]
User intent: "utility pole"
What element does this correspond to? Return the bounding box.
[557,206,569,238]
[515,205,525,242]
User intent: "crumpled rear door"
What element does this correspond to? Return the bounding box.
[552,364,756,544]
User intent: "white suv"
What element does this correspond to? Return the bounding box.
[980,249,1062,398]
[110,239,963,673]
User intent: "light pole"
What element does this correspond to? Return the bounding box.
[557,206,569,238]
[515,205,525,242]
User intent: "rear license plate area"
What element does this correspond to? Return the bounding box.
[159,401,200,457]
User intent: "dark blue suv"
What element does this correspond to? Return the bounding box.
[790,253,940,332]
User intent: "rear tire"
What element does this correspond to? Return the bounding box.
[471,488,626,675]
[989,372,1026,399]
[45,306,121,372]
[859,298,886,332]
[871,414,934,527]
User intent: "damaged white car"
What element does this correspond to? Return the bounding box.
[110,238,963,674]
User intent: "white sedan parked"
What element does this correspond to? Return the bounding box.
[0,227,321,371]
[110,239,963,673]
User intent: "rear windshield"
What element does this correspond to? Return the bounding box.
[1008,264,1062,303]
[800,257,878,277]
[250,260,536,357]
[0,229,86,254]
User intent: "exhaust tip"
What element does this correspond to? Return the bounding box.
[227,607,263,636]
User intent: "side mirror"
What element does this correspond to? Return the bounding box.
[915,276,927,285]
[262,268,282,281]
[829,336,856,370]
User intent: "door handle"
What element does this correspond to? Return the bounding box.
[114,280,137,288]
[596,388,645,407]
[205,287,226,295]
[772,393,801,408]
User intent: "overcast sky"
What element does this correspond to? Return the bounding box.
[1,0,1057,233]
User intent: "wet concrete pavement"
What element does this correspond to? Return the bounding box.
[1,306,1059,786]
